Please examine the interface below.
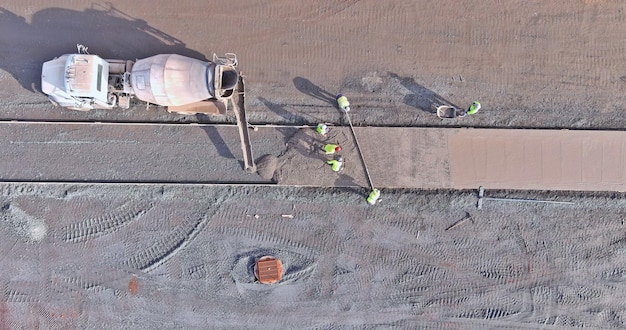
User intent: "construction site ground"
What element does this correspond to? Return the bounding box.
[1,1,626,328]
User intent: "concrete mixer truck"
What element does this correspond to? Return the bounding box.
[41,45,256,173]
[41,45,240,115]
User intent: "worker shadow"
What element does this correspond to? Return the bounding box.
[257,97,325,162]
[286,127,331,163]
[258,96,308,125]
[199,126,236,159]
[292,77,336,105]
[0,4,207,93]
[388,72,459,114]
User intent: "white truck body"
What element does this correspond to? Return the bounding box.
[41,52,239,114]
[41,54,113,110]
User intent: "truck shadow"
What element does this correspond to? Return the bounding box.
[0,4,206,93]
[199,126,236,160]
[293,77,336,105]
[387,72,460,114]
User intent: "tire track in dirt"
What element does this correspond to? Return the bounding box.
[528,283,615,327]
[279,264,317,283]
[370,213,421,238]
[51,275,106,294]
[61,202,152,243]
[194,198,323,284]
[217,226,314,257]
[125,212,211,272]
[3,288,37,303]
[44,269,148,301]
[381,249,466,311]
[373,228,529,317]
[184,263,210,281]
[335,245,445,311]
[600,268,626,283]
[215,200,345,256]
[262,214,345,254]
[554,285,602,306]
[454,289,526,321]
[212,199,293,226]
[348,205,450,283]
[476,228,529,285]
[181,245,228,283]
[458,308,520,320]
[420,287,474,309]
[478,262,527,283]
[209,203,248,225]
[381,255,442,309]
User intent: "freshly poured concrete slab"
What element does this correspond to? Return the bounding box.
[447,129,626,191]
[356,127,626,191]
[354,127,451,189]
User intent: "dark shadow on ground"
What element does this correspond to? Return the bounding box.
[200,127,236,159]
[388,72,460,114]
[258,97,307,125]
[0,4,206,93]
[287,132,328,162]
[333,173,363,195]
[293,77,336,105]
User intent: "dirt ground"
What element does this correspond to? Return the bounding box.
[1,0,626,328]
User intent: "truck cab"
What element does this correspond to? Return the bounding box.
[41,54,115,111]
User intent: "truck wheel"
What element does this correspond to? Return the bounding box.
[108,93,117,106]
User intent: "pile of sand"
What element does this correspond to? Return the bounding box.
[255,154,278,180]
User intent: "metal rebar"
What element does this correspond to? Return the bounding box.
[482,197,575,205]
[478,186,575,208]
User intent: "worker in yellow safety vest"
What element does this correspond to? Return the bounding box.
[458,101,481,117]
[336,94,350,112]
[327,156,343,172]
[316,123,329,136]
[367,189,381,205]
[323,144,341,154]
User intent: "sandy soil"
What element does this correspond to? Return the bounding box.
[1,0,626,328]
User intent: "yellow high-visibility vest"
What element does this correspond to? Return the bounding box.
[337,95,350,110]
[324,144,339,154]
[316,124,328,135]
[327,159,342,172]
[367,189,380,204]
[467,101,481,115]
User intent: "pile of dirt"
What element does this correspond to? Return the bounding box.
[0,203,47,243]
[255,154,278,180]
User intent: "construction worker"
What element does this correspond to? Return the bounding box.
[458,101,481,117]
[327,156,343,172]
[323,143,341,154]
[336,94,350,112]
[316,123,329,136]
[367,189,381,205]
